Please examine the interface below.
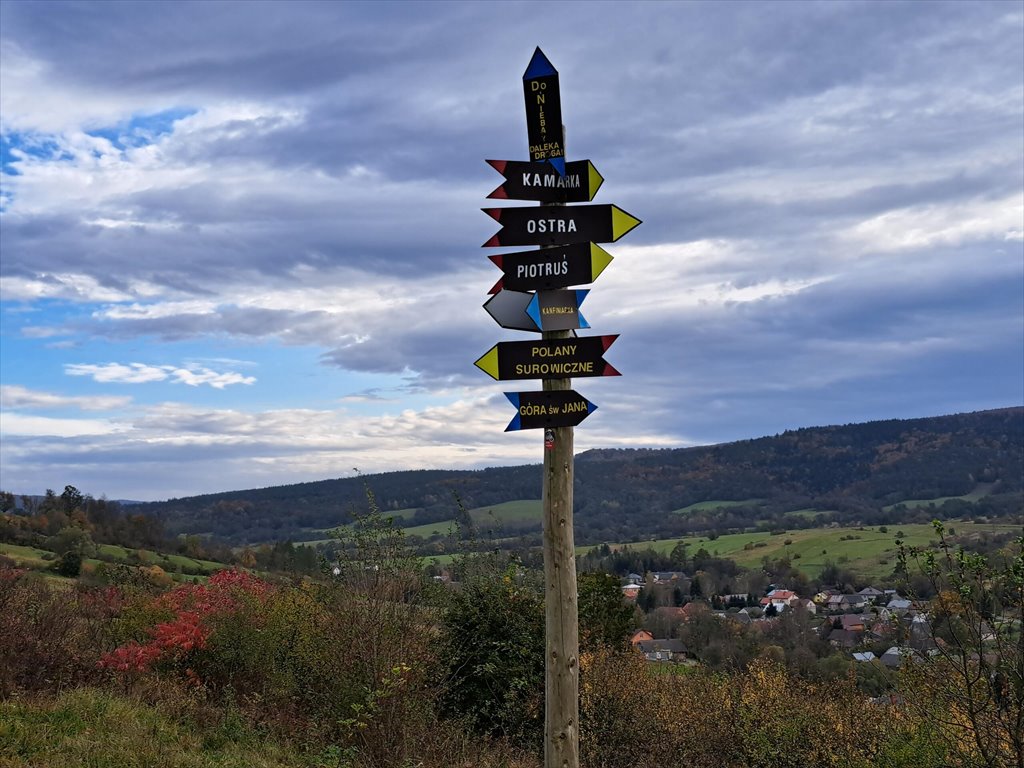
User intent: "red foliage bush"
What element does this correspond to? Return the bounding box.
[98,569,273,674]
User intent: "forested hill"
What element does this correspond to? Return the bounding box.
[141,407,1023,544]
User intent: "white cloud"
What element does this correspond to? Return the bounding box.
[65,363,171,384]
[0,385,131,411]
[0,273,167,304]
[0,41,140,133]
[842,194,1024,252]
[63,362,256,388]
[0,391,686,499]
[0,412,126,437]
[170,368,255,389]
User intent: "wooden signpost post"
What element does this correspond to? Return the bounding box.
[475,47,640,768]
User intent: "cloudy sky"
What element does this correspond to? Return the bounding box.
[1,0,1021,501]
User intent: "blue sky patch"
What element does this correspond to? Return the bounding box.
[85,107,198,150]
[1,133,74,176]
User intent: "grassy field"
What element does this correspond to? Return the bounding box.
[579,520,1022,581]
[0,687,305,768]
[672,499,764,514]
[783,508,835,519]
[881,483,996,511]
[402,520,460,538]
[1,541,224,583]
[401,500,543,540]
[297,507,447,546]
[0,542,54,568]
[470,499,541,526]
[95,543,224,574]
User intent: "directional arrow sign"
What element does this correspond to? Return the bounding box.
[482,204,641,248]
[474,335,619,381]
[484,289,590,332]
[504,390,597,431]
[483,289,536,332]
[486,159,604,203]
[523,47,565,175]
[527,289,589,331]
[488,242,614,293]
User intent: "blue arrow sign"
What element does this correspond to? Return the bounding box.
[504,390,598,431]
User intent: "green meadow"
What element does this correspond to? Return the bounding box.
[0,541,223,583]
[882,484,997,512]
[402,499,542,540]
[0,542,54,568]
[95,543,224,574]
[579,520,1022,581]
[672,499,764,514]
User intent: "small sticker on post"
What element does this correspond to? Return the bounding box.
[544,428,555,450]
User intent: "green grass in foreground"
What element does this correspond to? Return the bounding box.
[0,687,304,768]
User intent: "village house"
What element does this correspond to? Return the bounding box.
[813,588,841,605]
[629,629,654,646]
[621,583,642,601]
[858,586,884,603]
[760,589,801,611]
[881,646,910,668]
[840,594,869,610]
[826,593,846,611]
[796,598,817,615]
[887,596,913,612]
[636,638,687,663]
[836,614,868,632]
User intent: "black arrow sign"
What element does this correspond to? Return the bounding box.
[487,242,614,293]
[523,47,565,173]
[482,205,641,248]
[482,289,536,332]
[486,159,603,203]
[504,390,597,431]
[474,335,620,381]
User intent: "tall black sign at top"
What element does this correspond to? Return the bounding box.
[523,47,565,171]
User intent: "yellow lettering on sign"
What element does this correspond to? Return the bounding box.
[531,344,577,358]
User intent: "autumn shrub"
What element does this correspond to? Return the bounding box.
[97,569,335,735]
[896,525,1024,768]
[92,499,448,768]
[435,556,546,748]
[0,565,117,696]
[579,647,678,767]
[580,649,948,768]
